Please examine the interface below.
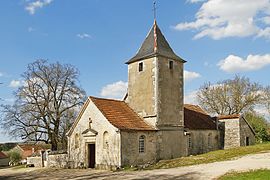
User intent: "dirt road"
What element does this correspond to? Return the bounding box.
[1,152,270,180]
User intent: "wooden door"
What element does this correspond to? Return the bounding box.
[246,137,250,146]
[88,144,95,168]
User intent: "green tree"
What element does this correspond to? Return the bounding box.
[245,112,270,143]
[8,151,22,166]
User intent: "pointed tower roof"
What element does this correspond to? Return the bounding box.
[126,20,186,64]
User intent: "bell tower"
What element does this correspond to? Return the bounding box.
[125,20,188,159]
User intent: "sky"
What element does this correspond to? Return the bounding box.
[1,0,270,142]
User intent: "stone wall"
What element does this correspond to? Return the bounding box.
[68,99,121,169]
[121,131,157,166]
[47,154,68,168]
[27,156,42,167]
[239,117,256,146]
[157,56,184,127]
[188,130,220,155]
[219,118,240,149]
[127,58,156,121]
[0,158,10,166]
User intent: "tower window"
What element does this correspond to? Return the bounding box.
[139,135,145,153]
[169,60,173,69]
[139,62,143,72]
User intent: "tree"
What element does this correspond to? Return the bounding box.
[8,151,22,166]
[263,86,270,115]
[245,112,270,142]
[0,60,86,151]
[197,75,262,115]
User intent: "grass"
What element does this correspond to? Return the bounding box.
[147,142,270,170]
[218,169,270,180]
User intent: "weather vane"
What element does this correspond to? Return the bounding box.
[153,1,157,20]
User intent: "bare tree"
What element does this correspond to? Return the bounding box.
[0,60,86,150]
[263,86,270,115]
[197,75,262,115]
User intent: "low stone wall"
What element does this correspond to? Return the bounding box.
[27,156,42,167]
[47,153,68,168]
[0,158,10,166]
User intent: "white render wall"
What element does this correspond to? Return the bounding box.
[68,99,121,168]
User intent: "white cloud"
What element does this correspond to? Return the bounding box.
[77,33,91,39]
[187,0,206,3]
[100,81,128,100]
[218,54,270,73]
[9,80,25,88]
[184,70,201,81]
[174,0,270,40]
[184,90,198,104]
[25,0,53,15]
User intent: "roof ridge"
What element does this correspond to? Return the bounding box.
[89,96,124,102]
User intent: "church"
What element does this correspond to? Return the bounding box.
[66,20,255,169]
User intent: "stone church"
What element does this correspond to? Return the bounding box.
[66,20,255,169]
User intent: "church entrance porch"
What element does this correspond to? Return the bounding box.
[88,144,96,168]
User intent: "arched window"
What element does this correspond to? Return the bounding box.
[208,133,212,148]
[75,133,79,149]
[103,131,109,149]
[139,135,145,153]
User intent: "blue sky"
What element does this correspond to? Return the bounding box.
[1,0,270,142]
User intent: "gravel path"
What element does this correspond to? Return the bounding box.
[1,152,270,180]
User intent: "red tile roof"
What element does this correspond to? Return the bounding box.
[90,97,155,131]
[0,151,8,159]
[218,114,240,120]
[184,104,217,130]
[16,144,48,159]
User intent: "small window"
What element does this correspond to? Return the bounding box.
[208,133,212,148]
[103,131,109,149]
[139,62,143,72]
[75,133,79,149]
[188,135,192,148]
[169,60,173,69]
[139,135,145,153]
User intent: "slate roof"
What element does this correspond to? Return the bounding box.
[126,20,186,64]
[184,104,217,130]
[0,151,8,159]
[218,114,240,120]
[90,97,155,131]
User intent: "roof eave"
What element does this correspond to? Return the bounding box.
[126,53,187,65]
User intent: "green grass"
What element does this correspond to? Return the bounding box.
[147,143,270,170]
[218,169,270,180]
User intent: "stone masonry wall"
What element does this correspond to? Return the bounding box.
[188,130,220,155]
[121,131,157,166]
[127,58,157,122]
[27,156,42,167]
[239,117,255,146]
[157,56,184,127]
[219,118,240,149]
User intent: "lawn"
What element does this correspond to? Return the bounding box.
[218,169,270,180]
[148,142,270,169]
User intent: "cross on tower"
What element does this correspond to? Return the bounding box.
[153,1,157,20]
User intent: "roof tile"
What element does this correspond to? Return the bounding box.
[90,97,155,131]
[184,104,217,130]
